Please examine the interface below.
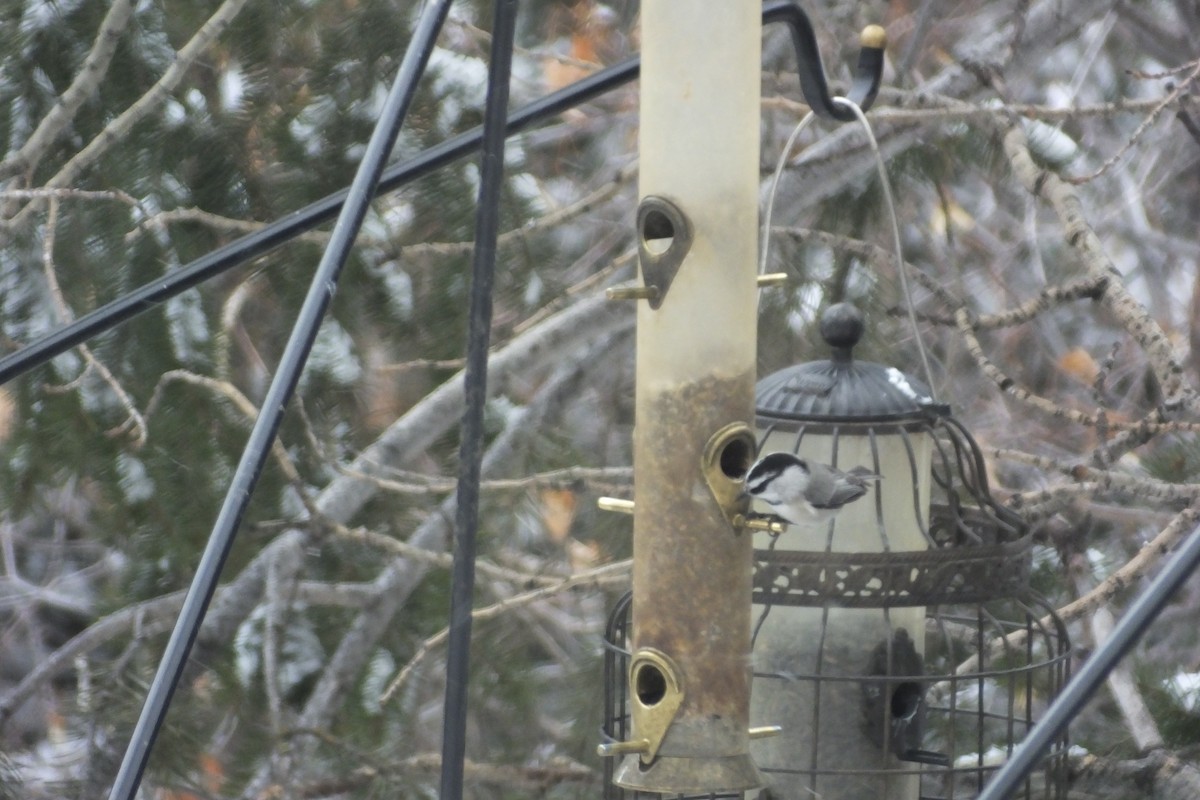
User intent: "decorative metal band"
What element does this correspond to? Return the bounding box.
[752,536,1033,607]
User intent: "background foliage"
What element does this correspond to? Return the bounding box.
[1,0,1199,797]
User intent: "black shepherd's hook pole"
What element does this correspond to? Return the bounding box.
[104,1,453,797]
[979,518,1200,800]
[0,2,882,389]
[438,1,518,798]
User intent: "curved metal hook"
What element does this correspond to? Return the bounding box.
[763,1,886,122]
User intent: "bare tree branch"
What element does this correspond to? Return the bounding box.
[1004,124,1197,411]
[379,558,630,705]
[0,0,135,181]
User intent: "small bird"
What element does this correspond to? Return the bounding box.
[742,452,879,525]
[862,628,950,767]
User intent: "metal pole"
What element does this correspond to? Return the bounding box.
[437,1,518,799]
[105,2,452,797]
[978,518,1200,800]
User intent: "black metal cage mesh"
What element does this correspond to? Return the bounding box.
[600,414,1071,800]
[602,591,1070,800]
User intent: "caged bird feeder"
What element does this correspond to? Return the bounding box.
[601,303,1072,800]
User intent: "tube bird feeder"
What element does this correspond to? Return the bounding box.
[596,1,763,793]
[597,5,889,795]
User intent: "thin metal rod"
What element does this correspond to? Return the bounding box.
[0,2,882,390]
[977,518,1200,800]
[438,2,517,798]
[0,57,638,387]
[105,2,452,797]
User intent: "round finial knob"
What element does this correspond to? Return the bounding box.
[820,303,864,359]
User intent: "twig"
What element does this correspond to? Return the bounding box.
[990,447,1200,507]
[1004,124,1196,410]
[1128,58,1200,80]
[324,518,569,588]
[511,246,635,334]
[762,92,1180,126]
[40,198,148,446]
[237,332,626,798]
[314,291,632,525]
[1065,58,1200,185]
[145,370,317,519]
[334,464,631,497]
[957,309,1200,433]
[378,559,630,705]
[390,164,635,260]
[0,590,186,724]
[126,164,635,259]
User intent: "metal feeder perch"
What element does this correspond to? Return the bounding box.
[601,304,1070,800]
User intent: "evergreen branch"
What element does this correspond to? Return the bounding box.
[127,164,635,258]
[0,547,382,727]
[0,590,186,725]
[40,198,148,447]
[0,0,135,182]
[378,558,630,706]
[237,330,626,798]
[316,291,632,525]
[772,227,959,310]
[778,227,1111,330]
[3,0,253,230]
[1056,501,1200,625]
[1003,124,1197,411]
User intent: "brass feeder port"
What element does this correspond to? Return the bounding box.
[701,422,757,531]
[628,648,686,763]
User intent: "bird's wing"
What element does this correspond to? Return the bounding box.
[815,482,869,509]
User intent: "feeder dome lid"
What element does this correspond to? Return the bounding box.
[757,303,950,422]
